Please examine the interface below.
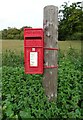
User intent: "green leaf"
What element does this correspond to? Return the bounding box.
[20,109,31,119]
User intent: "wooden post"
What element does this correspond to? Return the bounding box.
[43,5,58,101]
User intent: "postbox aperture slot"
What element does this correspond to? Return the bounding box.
[25,37,42,40]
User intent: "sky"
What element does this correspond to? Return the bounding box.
[0,0,82,30]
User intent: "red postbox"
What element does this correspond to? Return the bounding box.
[24,28,44,74]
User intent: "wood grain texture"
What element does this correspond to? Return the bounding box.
[43,5,58,101]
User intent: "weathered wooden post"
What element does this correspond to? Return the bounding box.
[43,5,58,101]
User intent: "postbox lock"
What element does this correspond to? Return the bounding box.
[32,48,35,51]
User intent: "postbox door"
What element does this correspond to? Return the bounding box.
[24,47,43,74]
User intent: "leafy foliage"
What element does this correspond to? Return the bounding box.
[2,50,24,67]
[2,26,32,40]
[2,49,83,119]
[58,2,83,40]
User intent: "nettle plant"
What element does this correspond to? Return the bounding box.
[2,49,82,119]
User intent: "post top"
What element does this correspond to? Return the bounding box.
[44,5,58,9]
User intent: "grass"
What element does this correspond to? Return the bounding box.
[1,40,81,53]
[58,40,81,53]
[2,40,23,53]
